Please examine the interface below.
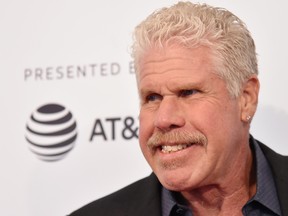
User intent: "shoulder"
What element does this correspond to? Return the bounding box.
[69,173,161,216]
[257,139,288,181]
[256,139,288,167]
[254,138,288,214]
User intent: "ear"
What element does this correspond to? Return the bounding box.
[240,75,260,123]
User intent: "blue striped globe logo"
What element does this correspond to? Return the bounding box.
[25,103,77,162]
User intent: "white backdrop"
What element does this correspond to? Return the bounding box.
[0,0,287,215]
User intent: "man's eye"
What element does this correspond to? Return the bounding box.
[146,93,162,102]
[179,89,199,97]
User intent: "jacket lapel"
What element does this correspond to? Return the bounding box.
[125,173,162,216]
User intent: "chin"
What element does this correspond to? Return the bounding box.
[156,171,198,192]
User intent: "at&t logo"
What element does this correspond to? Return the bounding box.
[25,103,77,162]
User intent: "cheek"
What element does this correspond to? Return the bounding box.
[139,111,153,146]
[200,103,242,149]
[138,112,155,165]
[200,100,238,125]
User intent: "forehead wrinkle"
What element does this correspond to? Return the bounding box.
[139,56,198,82]
[140,67,193,83]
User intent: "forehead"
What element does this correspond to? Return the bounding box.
[138,46,215,82]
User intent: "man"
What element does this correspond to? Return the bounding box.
[70,2,288,215]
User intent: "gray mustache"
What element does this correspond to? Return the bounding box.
[147,131,208,149]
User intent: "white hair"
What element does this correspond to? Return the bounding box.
[131,1,258,97]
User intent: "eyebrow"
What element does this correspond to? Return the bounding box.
[139,81,203,97]
[139,88,154,99]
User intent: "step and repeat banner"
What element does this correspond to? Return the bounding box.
[0,0,287,215]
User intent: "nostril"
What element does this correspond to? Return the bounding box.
[170,124,181,129]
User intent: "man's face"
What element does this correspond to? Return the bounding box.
[138,46,249,191]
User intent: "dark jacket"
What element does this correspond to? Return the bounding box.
[70,140,288,216]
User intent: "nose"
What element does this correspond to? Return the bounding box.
[154,97,185,131]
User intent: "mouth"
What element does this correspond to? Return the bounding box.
[160,144,192,153]
[147,131,207,155]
